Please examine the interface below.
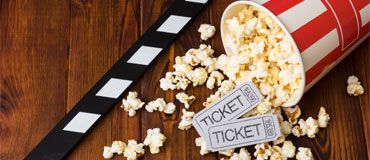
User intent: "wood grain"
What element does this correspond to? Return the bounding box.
[0,0,369,159]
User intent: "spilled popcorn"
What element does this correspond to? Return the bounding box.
[120,92,145,117]
[296,147,314,160]
[178,109,195,130]
[103,146,114,159]
[111,140,126,155]
[198,24,216,40]
[228,148,251,160]
[254,143,272,160]
[124,140,145,160]
[176,92,196,109]
[143,128,167,154]
[145,98,176,114]
[195,137,209,155]
[347,75,364,96]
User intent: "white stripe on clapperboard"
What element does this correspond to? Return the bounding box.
[157,15,192,34]
[96,78,132,99]
[127,46,163,65]
[63,112,101,133]
[278,0,327,33]
[301,29,340,71]
[63,14,192,133]
[360,4,370,27]
[185,0,208,4]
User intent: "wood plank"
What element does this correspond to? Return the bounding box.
[67,0,115,159]
[0,0,70,159]
[138,1,178,160]
[110,0,142,160]
[353,39,369,158]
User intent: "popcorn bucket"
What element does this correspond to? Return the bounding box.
[221,0,369,106]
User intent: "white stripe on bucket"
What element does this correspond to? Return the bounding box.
[360,4,370,27]
[278,0,327,33]
[251,0,269,4]
[301,29,339,71]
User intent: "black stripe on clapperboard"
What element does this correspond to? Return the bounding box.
[26,0,210,159]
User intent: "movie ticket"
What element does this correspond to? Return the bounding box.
[192,82,263,135]
[205,114,281,151]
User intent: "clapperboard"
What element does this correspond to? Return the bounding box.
[26,0,210,159]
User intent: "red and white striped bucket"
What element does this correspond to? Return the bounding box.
[221,0,369,105]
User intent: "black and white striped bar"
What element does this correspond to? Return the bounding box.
[26,0,210,159]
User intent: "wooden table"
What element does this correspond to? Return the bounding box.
[0,0,369,159]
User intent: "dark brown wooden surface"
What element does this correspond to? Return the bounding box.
[0,0,369,159]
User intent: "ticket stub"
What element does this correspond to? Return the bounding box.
[205,114,281,151]
[192,82,263,135]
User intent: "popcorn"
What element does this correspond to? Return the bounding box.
[120,92,145,117]
[159,72,190,91]
[143,128,167,154]
[218,80,236,96]
[254,143,272,160]
[292,117,319,138]
[219,148,235,157]
[305,117,319,138]
[198,24,216,40]
[296,147,314,160]
[187,67,208,86]
[111,140,126,155]
[273,135,285,145]
[159,102,176,114]
[347,75,364,96]
[222,5,303,109]
[176,92,196,109]
[195,137,209,155]
[229,148,251,160]
[173,60,193,74]
[145,98,176,114]
[318,107,330,128]
[124,140,145,160]
[283,105,301,125]
[203,80,235,107]
[184,49,201,66]
[280,121,293,135]
[256,99,272,114]
[259,82,274,97]
[196,44,215,62]
[103,146,114,159]
[206,71,225,89]
[202,57,219,73]
[270,146,286,160]
[281,141,296,158]
[178,109,195,130]
[292,126,304,138]
[145,98,166,112]
[203,91,221,107]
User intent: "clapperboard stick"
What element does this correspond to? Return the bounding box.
[26,0,210,159]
